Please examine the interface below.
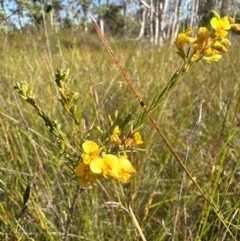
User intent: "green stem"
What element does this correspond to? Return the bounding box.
[133,62,187,130]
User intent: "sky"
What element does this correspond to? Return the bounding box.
[3,0,240,28]
[2,0,128,27]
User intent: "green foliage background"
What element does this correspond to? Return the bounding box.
[0,30,240,240]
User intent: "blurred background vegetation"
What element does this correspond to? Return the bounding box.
[1,0,240,44]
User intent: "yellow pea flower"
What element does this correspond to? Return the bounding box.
[210,16,231,38]
[174,28,196,58]
[175,10,237,65]
[230,24,240,31]
[116,157,136,183]
[75,162,97,187]
[197,27,210,40]
[201,54,222,63]
[90,154,119,178]
[211,40,227,53]
[228,17,235,24]
[81,140,101,164]
[133,132,143,145]
[110,126,121,143]
[174,28,196,48]
[220,38,231,47]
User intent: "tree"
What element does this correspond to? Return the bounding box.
[136,0,148,41]
[1,0,240,43]
[103,3,124,36]
[79,0,92,33]
[97,0,104,34]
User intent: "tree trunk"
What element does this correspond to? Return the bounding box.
[154,0,159,45]
[123,0,127,37]
[221,0,229,16]
[137,0,147,41]
[49,0,54,28]
[158,0,168,46]
[189,0,200,31]
[149,0,154,44]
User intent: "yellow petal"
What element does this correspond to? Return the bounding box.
[78,173,97,187]
[133,132,143,145]
[102,154,119,178]
[110,126,121,143]
[81,153,91,164]
[118,157,132,170]
[211,17,220,30]
[221,38,231,46]
[211,16,231,38]
[220,17,231,30]
[215,29,229,38]
[118,157,136,173]
[103,154,119,168]
[78,177,89,187]
[90,157,104,174]
[228,17,235,24]
[117,173,131,183]
[113,126,120,135]
[184,27,193,36]
[198,27,210,38]
[82,141,100,155]
[202,54,222,63]
[75,163,89,177]
[230,24,240,31]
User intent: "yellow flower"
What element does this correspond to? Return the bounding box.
[197,27,210,40]
[203,47,219,56]
[174,28,196,48]
[228,17,235,24]
[75,162,97,187]
[211,40,227,53]
[209,10,240,35]
[220,38,231,47]
[133,132,143,145]
[174,28,194,47]
[116,157,136,183]
[230,24,240,31]
[210,16,231,38]
[174,10,237,65]
[90,154,119,178]
[110,126,121,143]
[191,28,209,52]
[81,140,101,164]
[174,28,196,58]
[201,54,222,63]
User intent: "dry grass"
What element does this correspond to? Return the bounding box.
[0,30,240,240]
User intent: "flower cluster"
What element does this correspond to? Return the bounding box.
[175,10,240,64]
[75,126,143,187]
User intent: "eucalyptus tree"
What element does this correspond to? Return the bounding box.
[5,0,62,29]
[79,0,93,33]
[103,2,124,35]
[136,0,149,40]
[92,1,110,34]
[0,0,8,30]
